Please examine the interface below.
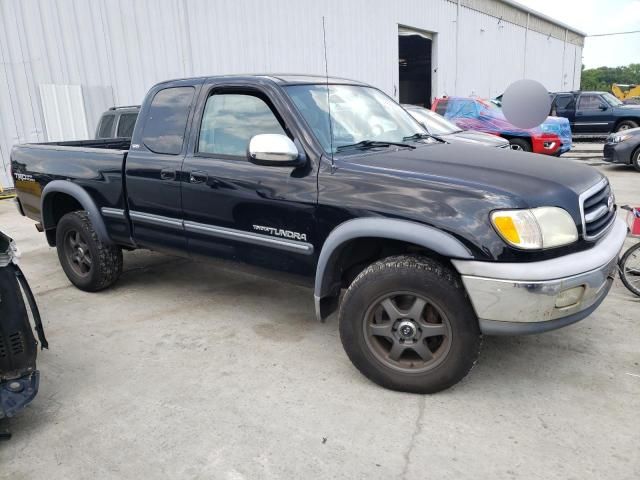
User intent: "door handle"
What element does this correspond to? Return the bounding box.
[189,170,208,184]
[160,168,176,180]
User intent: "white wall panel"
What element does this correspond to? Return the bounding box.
[524,31,566,91]
[0,0,584,187]
[39,84,89,141]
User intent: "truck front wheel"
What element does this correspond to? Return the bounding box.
[56,211,122,292]
[339,255,481,394]
[615,120,639,132]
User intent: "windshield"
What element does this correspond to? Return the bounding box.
[284,84,426,153]
[602,92,624,107]
[406,107,462,135]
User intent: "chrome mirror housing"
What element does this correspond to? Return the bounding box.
[248,134,302,166]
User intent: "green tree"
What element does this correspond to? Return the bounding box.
[581,64,640,91]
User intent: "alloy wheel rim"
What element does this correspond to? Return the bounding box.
[64,229,92,277]
[363,291,452,373]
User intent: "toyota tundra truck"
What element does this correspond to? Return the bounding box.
[10,75,627,393]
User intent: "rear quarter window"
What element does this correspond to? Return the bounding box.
[97,114,115,138]
[116,113,138,137]
[554,95,575,109]
[142,87,195,155]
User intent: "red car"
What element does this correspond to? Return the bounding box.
[431,96,572,156]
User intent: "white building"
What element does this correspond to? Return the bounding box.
[0,0,585,187]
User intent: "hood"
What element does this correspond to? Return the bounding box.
[338,142,602,208]
[618,104,640,111]
[442,130,509,147]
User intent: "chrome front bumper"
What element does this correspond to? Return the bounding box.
[452,218,627,335]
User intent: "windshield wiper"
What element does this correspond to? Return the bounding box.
[336,140,416,152]
[402,132,447,143]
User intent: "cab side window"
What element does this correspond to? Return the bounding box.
[142,86,195,155]
[198,93,286,157]
[577,95,605,110]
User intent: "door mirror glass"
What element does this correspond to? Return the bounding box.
[599,104,608,111]
[248,134,301,166]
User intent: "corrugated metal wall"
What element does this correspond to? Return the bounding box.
[0,0,583,187]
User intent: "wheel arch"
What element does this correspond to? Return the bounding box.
[313,218,473,321]
[41,180,112,246]
[613,117,640,131]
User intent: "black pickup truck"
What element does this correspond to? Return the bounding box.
[11,75,627,393]
[550,91,640,134]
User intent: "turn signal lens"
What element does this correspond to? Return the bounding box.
[491,210,542,249]
[493,216,520,244]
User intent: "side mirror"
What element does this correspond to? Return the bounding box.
[599,104,608,111]
[248,134,302,167]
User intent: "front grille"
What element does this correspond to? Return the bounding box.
[579,180,616,240]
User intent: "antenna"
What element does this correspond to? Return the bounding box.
[322,16,335,167]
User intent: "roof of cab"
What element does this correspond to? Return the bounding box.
[260,74,366,85]
[153,73,367,88]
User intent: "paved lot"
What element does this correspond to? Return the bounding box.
[1,160,639,479]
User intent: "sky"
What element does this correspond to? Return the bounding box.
[517,0,640,68]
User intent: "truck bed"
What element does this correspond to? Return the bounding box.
[10,139,131,224]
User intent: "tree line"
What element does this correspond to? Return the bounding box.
[581,64,640,91]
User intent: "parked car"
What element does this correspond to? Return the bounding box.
[432,96,572,155]
[549,91,640,134]
[95,106,140,139]
[403,105,510,148]
[0,230,47,427]
[603,127,640,171]
[11,74,626,393]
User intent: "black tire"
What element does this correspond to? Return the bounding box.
[632,147,640,172]
[339,255,481,394]
[615,120,639,132]
[619,243,640,297]
[508,138,531,152]
[56,211,123,292]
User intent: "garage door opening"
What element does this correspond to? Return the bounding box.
[398,27,433,108]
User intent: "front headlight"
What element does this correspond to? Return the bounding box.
[491,207,578,250]
[610,133,631,143]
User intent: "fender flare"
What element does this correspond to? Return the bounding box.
[41,180,113,245]
[313,217,473,321]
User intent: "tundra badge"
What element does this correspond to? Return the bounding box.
[253,225,307,241]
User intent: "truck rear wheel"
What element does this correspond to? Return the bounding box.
[56,211,122,292]
[338,255,481,393]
